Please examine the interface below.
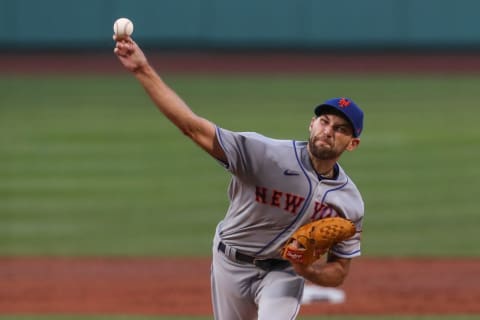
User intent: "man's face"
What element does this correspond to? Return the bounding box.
[308,113,360,160]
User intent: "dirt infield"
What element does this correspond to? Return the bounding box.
[3,51,480,75]
[1,257,479,316]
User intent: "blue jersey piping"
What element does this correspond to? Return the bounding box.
[331,248,361,257]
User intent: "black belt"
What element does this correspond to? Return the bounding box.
[218,241,290,271]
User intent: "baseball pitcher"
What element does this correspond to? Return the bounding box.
[114,35,364,320]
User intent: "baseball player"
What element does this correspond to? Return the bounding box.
[114,36,364,320]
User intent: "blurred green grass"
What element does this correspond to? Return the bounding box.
[0,73,479,257]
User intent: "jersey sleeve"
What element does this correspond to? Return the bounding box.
[327,179,365,259]
[330,216,363,258]
[215,127,269,177]
[330,202,363,258]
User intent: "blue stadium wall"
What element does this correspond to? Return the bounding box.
[1,0,479,50]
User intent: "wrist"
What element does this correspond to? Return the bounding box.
[132,61,151,76]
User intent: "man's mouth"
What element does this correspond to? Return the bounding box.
[316,138,332,147]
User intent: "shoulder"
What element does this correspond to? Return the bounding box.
[216,127,293,148]
[215,127,297,174]
[333,165,365,220]
[337,165,362,193]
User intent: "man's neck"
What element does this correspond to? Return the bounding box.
[308,154,337,178]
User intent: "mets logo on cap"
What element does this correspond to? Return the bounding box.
[314,97,364,137]
[338,98,351,108]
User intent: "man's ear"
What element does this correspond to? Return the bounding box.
[346,138,360,151]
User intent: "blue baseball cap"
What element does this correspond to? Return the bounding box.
[314,97,364,137]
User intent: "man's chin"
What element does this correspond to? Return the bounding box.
[311,148,336,160]
[308,141,336,159]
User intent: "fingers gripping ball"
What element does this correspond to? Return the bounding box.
[113,17,134,39]
[282,217,356,265]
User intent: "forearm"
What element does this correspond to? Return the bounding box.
[114,36,210,141]
[132,63,224,160]
[114,37,224,159]
[133,64,197,133]
[292,257,351,287]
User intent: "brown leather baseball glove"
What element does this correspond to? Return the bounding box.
[282,217,356,265]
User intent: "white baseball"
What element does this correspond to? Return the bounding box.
[113,18,134,39]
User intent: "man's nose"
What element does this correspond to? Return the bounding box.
[323,125,333,136]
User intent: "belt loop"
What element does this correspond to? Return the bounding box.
[220,241,237,261]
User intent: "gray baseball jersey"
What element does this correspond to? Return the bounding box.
[210,127,364,320]
[215,127,363,256]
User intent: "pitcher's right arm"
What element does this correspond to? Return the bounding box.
[113,36,227,163]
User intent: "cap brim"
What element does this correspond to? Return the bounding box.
[314,104,358,137]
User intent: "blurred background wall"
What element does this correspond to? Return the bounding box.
[1,0,479,51]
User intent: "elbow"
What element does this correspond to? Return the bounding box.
[317,272,346,287]
[331,265,349,287]
[318,262,350,287]
[177,115,207,141]
[330,274,347,287]
[179,122,201,140]
[308,275,346,288]
[180,127,194,138]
